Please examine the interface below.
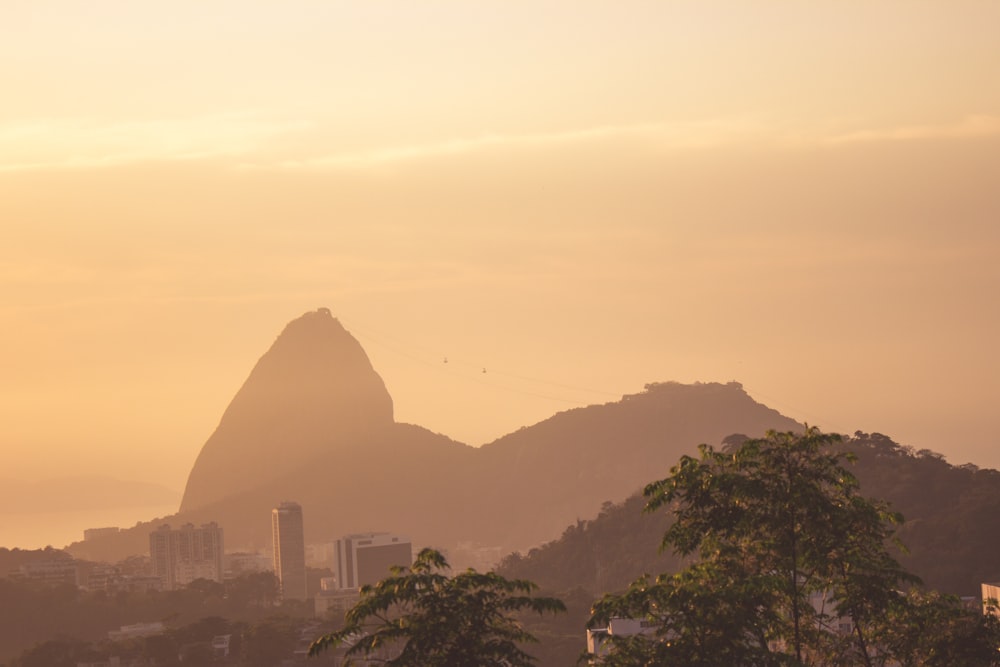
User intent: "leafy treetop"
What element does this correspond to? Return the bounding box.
[310,547,565,667]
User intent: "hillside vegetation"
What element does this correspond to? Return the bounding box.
[498,431,1000,597]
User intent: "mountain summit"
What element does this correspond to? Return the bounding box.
[180,308,394,512]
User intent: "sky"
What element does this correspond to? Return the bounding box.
[2,1,999,537]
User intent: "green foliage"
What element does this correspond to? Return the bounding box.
[241,615,300,667]
[10,638,97,667]
[309,547,565,666]
[513,587,595,667]
[225,570,279,609]
[589,562,787,667]
[496,497,680,596]
[186,577,225,598]
[871,591,1000,667]
[142,633,179,666]
[841,432,1000,595]
[502,430,1000,614]
[0,570,296,666]
[587,428,957,667]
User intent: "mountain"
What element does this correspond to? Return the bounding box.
[474,380,801,548]
[66,309,802,563]
[180,308,397,511]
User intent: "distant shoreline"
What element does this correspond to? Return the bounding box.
[0,503,180,552]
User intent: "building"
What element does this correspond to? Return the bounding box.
[586,617,659,658]
[15,559,81,587]
[224,551,271,579]
[315,576,361,617]
[211,634,232,659]
[982,582,1000,615]
[77,561,117,591]
[111,575,164,594]
[334,532,412,590]
[108,621,166,641]
[272,501,308,600]
[306,541,336,568]
[149,522,224,590]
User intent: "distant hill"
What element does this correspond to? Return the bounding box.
[475,380,801,548]
[496,431,1000,598]
[65,308,801,563]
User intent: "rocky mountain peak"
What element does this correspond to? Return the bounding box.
[179,309,394,512]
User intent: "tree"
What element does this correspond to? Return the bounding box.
[225,571,279,609]
[872,591,1000,667]
[589,562,786,667]
[186,578,225,598]
[241,616,299,667]
[309,548,565,666]
[11,638,97,667]
[587,428,923,666]
[143,633,180,666]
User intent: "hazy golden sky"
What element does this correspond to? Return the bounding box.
[3,1,999,499]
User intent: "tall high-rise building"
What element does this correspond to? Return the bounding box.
[272,501,307,600]
[335,532,412,590]
[149,522,224,590]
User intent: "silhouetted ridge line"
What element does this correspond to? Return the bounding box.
[68,310,803,565]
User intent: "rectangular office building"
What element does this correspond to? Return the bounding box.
[335,533,412,590]
[272,502,307,600]
[149,522,224,590]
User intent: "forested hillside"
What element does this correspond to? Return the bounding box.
[494,431,1000,666]
[847,432,1000,595]
[498,431,1000,598]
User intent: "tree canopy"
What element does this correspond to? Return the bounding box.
[309,547,565,666]
[587,427,1000,666]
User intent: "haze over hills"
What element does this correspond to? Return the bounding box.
[66,308,802,563]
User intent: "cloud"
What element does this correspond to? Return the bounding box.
[823,114,1000,145]
[268,118,769,170]
[3,111,999,173]
[0,113,309,172]
[0,113,770,172]
[263,114,1000,170]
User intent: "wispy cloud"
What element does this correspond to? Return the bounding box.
[261,114,1000,170]
[268,118,768,170]
[822,114,1000,145]
[3,112,998,173]
[0,113,309,172]
[0,115,770,172]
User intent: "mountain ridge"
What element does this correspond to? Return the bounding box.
[68,309,804,564]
